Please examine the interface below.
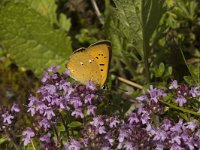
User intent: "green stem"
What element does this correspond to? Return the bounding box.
[59,113,70,140]
[141,0,150,83]
[179,46,198,84]
[31,140,36,150]
[52,124,60,145]
[5,129,20,150]
[160,100,200,117]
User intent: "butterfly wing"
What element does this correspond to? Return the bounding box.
[86,41,111,86]
[67,49,102,85]
[66,41,111,87]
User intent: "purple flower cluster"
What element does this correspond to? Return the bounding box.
[24,66,102,147]
[169,80,200,106]
[149,119,200,149]
[64,81,200,149]
[0,103,20,130]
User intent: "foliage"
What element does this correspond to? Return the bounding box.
[0,0,72,76]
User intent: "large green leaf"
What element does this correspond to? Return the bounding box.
[112,0,143,57]
[0,1,72,76]
[142,0,166,48]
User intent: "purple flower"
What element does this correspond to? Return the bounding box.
[175,95,187,106]
[108,117,120,128]
[169,80,178,89]
[141,111,150,124]
[128,113,139,125]
[39,118,50,129]
[170,143,183,150]
[40,133,51,143]
[136,95,148,102]
[90,116,104,127]
[11,103,20,112]
[71,108,84,118]
[44,107,55,120]
[118,129,128,143]
[2,111,14,124]
[86,81,96,91]
[48,65,59,73]
[27,95,39,116]
[161,119,172,131]
[41,71,50,83]
[183,122,198,131]
[105,133,115,146]
[64,69,70,77]
[45,84,56,95]
[153,129,167,142]
[170,119,183,133]
[59,80,71,93]
[64,139,83,150]
[124,141,134,150]
[98,126,106,134]
[70,97,82,109]
[87,105,96,116]
[84,94,95,104]
[147,86,166,103]
[22,127,35,146]
[171,134,181,145]
[190,86,200,97]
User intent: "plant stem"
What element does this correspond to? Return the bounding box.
[91,0,104,25]
[160,100,200,116]
[52,124,60,145]
[31,140,36,150]
[141,0,150,83]
[5,129,20,150]
[59,112,70,141]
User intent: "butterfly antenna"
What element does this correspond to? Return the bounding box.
[117,76,144,90]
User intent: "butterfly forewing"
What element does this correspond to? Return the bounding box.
[67,51,102,85]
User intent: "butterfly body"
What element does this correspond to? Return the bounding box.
[67,41,111,87]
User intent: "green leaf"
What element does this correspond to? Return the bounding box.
[68,121,82,128]
[58,13,71,32]
[20,0,58,24]
[0,2,72,76]
[168,66,173,75]
[142,0,166,52]
[57,121,66,132]
[155,63,165,77]
[112,0,143,57]
[0,136,7,144]
[184,76,196,86]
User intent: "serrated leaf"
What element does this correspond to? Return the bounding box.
[112,0,143,57]
[0,2,72,76]
[18,0,58,24]
[59,13,71,32]
[68,121,82,128]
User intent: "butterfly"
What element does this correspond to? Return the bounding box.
[66,40,111,87]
